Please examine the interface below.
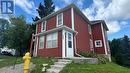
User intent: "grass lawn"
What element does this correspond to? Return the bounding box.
[31,57,56,73]
[0,55,22,68]
[0,55,56,73]
[60,63,130,73]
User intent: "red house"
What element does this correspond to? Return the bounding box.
[32,4,111,59]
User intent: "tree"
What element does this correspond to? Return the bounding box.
[7,16,33,56]
[109,35,130,67]
[0,18,9,48]
[32,0,55,21]
[121,35,130,66]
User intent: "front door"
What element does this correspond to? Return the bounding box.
[66,31,74,57]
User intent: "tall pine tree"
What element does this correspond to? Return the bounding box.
[32,0,55,21]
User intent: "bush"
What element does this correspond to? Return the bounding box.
[79,52,97,58]
[97,55,109,64]
[79,52,109,64]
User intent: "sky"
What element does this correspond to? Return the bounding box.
[0,0,130,40]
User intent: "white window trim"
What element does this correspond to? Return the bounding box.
[56,13,63,27]
[41,21,46,32]
[39,36,44,49]
[95,40,102,47]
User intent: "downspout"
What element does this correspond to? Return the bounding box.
[74,32,84,57]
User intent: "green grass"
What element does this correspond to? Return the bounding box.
[60,63,130,73]
[0,55,55,73]
[0,55,22,68]
[31,57,56,73]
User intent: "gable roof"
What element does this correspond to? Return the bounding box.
[33,3,91,25]
[91,20,109,31]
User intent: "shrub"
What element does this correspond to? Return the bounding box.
[79,52,97,58]
[97,55,109,64]
[79,52,109,64]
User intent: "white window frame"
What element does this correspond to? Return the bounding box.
[46,32,58,48]
[95,40,102,47]
[39,36,44,49]
[57,13,63,27]
[41,21,46,32]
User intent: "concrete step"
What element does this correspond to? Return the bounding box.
[58,59,72,63]
[51,65,65,70]
[46,68,60,73]
[54,62,69,65]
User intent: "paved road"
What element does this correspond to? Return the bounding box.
[0,63,35,73]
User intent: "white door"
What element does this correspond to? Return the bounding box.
[66,32,74,57]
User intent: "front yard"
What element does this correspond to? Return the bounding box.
[0,55,55,73]
[0,55,22,68]
[0,55,130,73]
[60,62,130,73]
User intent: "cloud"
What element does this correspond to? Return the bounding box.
[55,6,60,11]
[15,0,37,16]
[62,0,84,9]
[82,0,130,34]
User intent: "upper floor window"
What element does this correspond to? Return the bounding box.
[41,21,46,32]
[88,24,92,34]
[95,40,102,47]
[46,32,58,48]
[57,13,63,27]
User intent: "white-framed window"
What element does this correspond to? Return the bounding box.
[46,32,58,48]
[57,13,63,27]
[39,36,44,49]
[88,24,92,34]
[41,21,46,32]
[95,40,102,47]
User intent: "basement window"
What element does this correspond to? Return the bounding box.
[95,40,102,47]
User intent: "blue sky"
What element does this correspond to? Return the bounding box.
[0,0,130,40]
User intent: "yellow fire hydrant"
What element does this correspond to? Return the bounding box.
[23,52,31,73]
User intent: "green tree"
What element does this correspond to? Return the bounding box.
[33,0,55,21]
[121,35,130,66]
[0,18,9,48]
[7,16,33,56]
[110,35,130,67]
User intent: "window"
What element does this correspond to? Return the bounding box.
[88,24,92,34]
[57,13,63,26]
[68,33,72,48]
[95,40,102,47]
[46,32,58,48]
[41,21,46,32]
[39,36,44,49]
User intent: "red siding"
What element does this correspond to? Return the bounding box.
[74,10,91,53]
[37,23,42,33]
[91,23,105,54]
[63,9,72,28]
[46,16,56,31]
[37,31,62,57]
